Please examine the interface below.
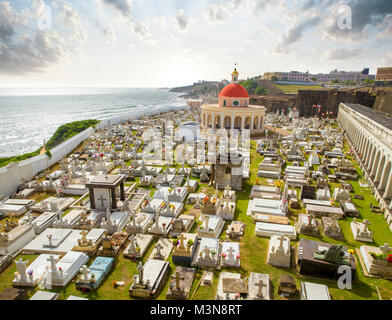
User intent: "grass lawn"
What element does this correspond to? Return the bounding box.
[1,137,392,300]
[273,84,324,94]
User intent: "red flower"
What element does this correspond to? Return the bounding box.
[100,153,104,157]
[387,254,392,263]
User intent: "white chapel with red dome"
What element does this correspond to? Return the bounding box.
[200,67,266,133]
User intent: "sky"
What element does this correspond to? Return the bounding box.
[0,0,391,87]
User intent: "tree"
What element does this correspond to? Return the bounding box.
[255,87,268,95]
[271,76,279,81]
[311,77,317,82]
[332,79,340,84]
[364,78,375,85]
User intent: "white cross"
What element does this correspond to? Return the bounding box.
[380,243,391,255]
[277,234,286,249]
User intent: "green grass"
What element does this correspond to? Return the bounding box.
[1,136,392,300]
[0,119,99,168]
[273,84,324,94]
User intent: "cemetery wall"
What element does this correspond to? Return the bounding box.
[0,127,95,196]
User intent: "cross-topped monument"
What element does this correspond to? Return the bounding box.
[178,233,186,250]
[380,243,391,255]
[137,262,144,284]
[171,271,185,291]
[255,279,267,298]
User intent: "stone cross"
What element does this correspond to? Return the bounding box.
[255,279,267,298]
[80,230,89,244]
[203,215,210,231]
[128,235,136,254]
[98,195,107,208]
[155,243,163,258]
[380,243,391,255]
[47,255,57,272]
[362,219,370,232]
[80,265,90,280]
[172,271,185,290]
[277,234,286,250]
[178,233,186,250]
[227,246,236,260]
[15,258,29,281]
[105,208,112,226]
[202,246,211,259]
[131,210,136,226]
[137,262,144,284]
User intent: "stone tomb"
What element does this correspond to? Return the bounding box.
[53,209,84,229]
[255,222,297,240]
[31,197,74,213]
[197,214,225,239]
[166,266,196,299]
[216,199,236,220]
[98,231,129,257]
[246,198,287,218]
[193,237,220,269]
[12,254,60,287]
[126,211,154,234]
[267,235,291,268]
[0,224,35,255]
[153,186,188,203]
[30,211,61,234]
[75,210,106,230]
[351,218,373,242]
[220,242,240,267]
[123,234,153,259]
[85,174,127,210]
[72,228,106,256]
[23,228,81,255]
[149,238,173,261]
[297,239,356,280]
[359,244,392,279]
[301,282,331,300]
[216,272,247,300]
[169,214,195,237]
[172,233,198,265]
[129,260,170,298]
[226,221,245,240]
[295,213,320,236]
[76,256,114,291]
[43,251,89,288]
[148,213,174,237]
[100,208,130,235]
[248,272,271,300]
[321,217,343,240]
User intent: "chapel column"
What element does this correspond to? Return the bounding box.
[383,174,392,199]
[241,117,245,129]
[231,116,234,129]
[251,116,255,130]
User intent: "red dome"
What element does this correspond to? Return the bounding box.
[218,83,249,98]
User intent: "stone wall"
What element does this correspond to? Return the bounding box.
[249,95,296,113]
[295,89,375,117]
[373,90,392,115]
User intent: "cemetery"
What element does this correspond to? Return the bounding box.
[0,107,391,301]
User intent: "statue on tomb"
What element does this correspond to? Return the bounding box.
[314,244,350,265]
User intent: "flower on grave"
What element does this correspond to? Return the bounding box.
[27,270,34,276]
[387,254,392,263]
[177,188,181,193]
[168,188,173,192]
[348,249,355,255]
[211,250,217,256]
[172,239,179,246]
[236,255,240,260]
[170,204,175,209]
[221,253,227,258]
[59,267,62,271]
[187,239,194,247]
[220,204,224,208]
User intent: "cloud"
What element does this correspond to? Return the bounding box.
[176,9,188,32]
[381,52,392,66]
[130,21,153,43]
[321,0,392,41]
[275,17,320,53]
[102,0,132,17]
[104,25,116,44]
[203,0,243,24]
[0,1,86,75]
[378,14,392,40]
[323,48,362,60]
[56,1,87,46]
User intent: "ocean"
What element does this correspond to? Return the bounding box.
[0,87,186,157]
